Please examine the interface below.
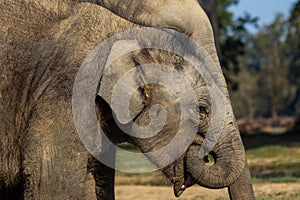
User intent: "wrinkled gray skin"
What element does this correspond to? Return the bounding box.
[0,0,255,200]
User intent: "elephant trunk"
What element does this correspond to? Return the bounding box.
[186,114,245,189]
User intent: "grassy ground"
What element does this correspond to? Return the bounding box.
[244,132,300,183]
[115,132,300,199]
[115,183,300,200]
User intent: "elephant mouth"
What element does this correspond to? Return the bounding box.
[174,173,196,197]
[173,135,203,197]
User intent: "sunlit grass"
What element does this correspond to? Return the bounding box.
[246,145,300,160]
[256,191,300,200]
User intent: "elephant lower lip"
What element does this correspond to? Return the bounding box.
[174,175,196,197]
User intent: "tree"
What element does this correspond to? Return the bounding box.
[231,12,296,120]
[254,14,290,119]
[287,0,300,130]
[287,0,300,111]
[230,65,259,119]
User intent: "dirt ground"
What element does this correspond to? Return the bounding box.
[115,183,300,200]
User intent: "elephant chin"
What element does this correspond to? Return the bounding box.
[185,127,246,189]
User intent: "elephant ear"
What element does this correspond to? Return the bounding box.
[97,40,145,124]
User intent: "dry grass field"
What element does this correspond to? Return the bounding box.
[115,183,300,200]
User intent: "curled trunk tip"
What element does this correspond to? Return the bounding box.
[186,130,245,189]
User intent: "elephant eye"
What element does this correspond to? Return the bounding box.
[198,105,209,114]
[199,106,206,114]
[190,104,208,114]
[189,104,209,123]
[198,105,209,120]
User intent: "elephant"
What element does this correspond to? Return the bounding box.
[0,0,255,200]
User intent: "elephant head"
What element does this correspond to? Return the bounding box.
[73,27,246,198]
[72,1,255,199]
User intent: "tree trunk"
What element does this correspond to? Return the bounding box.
[246,98,255,120]
[271,103,278,121]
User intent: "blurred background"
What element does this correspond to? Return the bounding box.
[200,0,300,128]
[115,1,300,199]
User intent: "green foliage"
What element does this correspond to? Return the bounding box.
[286,1,300,119]
[230,64,261,118]
[218,9,258,77]
[289,1,300,25]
